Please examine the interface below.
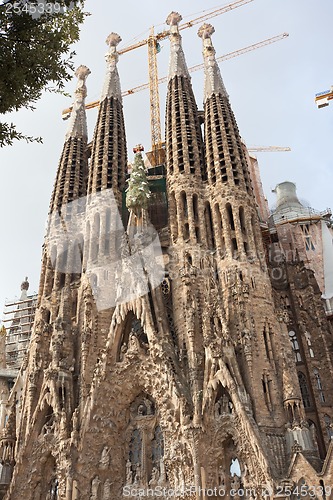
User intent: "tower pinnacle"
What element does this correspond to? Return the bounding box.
[101,32,122,101]
[166,11,190,80]
[65,65,91,141]
[87,31,127,196]
[198,23,228,102]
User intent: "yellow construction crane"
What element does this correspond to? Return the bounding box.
[62,32,289,160]
[63,0,255,164]
[247,146,291,152]
[118,0,255,164]
[62,33,289,122]
[315,86,333,108]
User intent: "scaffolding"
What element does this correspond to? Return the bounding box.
[2,293,38,370]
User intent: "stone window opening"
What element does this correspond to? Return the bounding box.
[217,439,243,493]
[230,458,241,479]
[304,331,315,358]
[184,223,190,241]
[58,384,67,410]
[192,194,199,222]
[289,330,302,363]
[180,191,188,218]
[239,207,247,234]
[301,223,316,251]
[204,202,215,250]
[262,372,273,412]
[195,226,201,243]
[263,327,273,361]
[232,238,238,259]
[226,203,235,231]
[298,372,311,409]
[58,248,68,288]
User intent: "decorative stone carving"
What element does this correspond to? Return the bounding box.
[99,446,111,470]
[90,476,101,500]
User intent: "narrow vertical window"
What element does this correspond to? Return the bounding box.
[298,372,311,408]
[192,194,198,222]
[204,202,215,250]
[226,203,235,231]
[289,330,302,362]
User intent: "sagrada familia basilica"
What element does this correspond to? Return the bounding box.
[0,10,333,500]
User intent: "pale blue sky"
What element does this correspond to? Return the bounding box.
[0,0,332,312]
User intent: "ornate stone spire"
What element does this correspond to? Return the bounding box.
[198,23,228,102]
[65,65,91,141]
[49,66,90,215]
[165,11,206,181]
[200,22,252,195]
[166,12,190,80]
[87,32,127,197]
[100,32,122,101]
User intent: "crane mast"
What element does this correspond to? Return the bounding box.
[147,27,163,166]
[62,1,256,157]
[247,146,291,153]
[61,3,290,160]
[62,33,289,120]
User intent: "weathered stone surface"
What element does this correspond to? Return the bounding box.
[3,15,333,500]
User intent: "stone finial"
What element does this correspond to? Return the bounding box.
[65,65,90,140]
[106,32,122,48]
[75,64,91,81]
[74,65,91,99]
[21,276,29,291]
[166,11,182,26]
[101,32,122,101]
[199,23,228,102]
[166,11,190,80]
[197,23,215,40]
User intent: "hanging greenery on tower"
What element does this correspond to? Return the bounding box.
[126,146,151,214]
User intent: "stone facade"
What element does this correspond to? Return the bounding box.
[1,12,333,500]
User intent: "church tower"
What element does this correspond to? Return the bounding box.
[3,12,333,500]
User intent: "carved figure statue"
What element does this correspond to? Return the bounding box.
[102,479,111,500]
[149,467,159,486]
[99,446,111,470]
[126,459,133,485]
[215,399,222,417]
[90,476,101,500]
[134,463,141,484]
